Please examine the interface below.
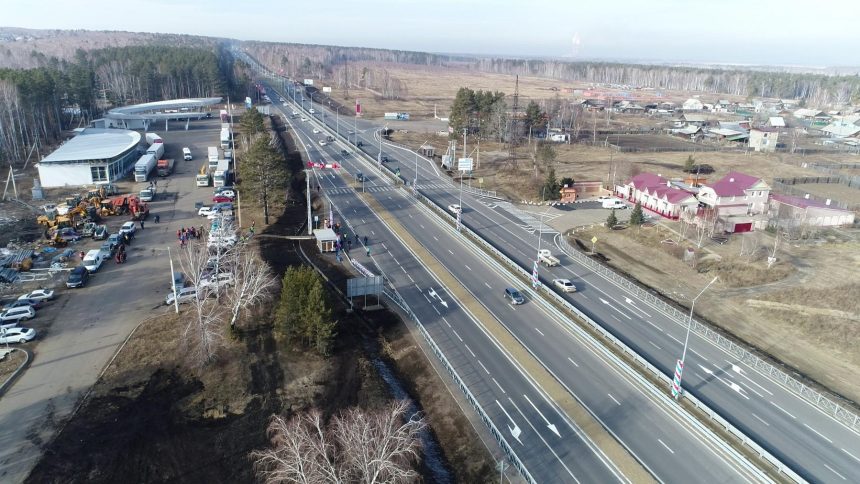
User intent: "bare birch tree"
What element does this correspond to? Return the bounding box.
[252,400,425,484]
[223,247,277,328]
[177,242,227,367]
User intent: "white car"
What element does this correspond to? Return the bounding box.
[553,279,577,293]
[198,206,214,217]
[217,190,236,199]
[0,327,36,344]
[300,117,308,122]
[199,272,235,290]
[319,140,327,146]
[165,286,199,306]
[292,111,299,116]
[0,306,35,326]
[208,211,234,221]
[208,235,238,248]
[309,108,316,114]
[18,289,55,302]
[119,221,137,235]
[312,128,321,134]
[447,204,462,214]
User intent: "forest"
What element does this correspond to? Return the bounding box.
[0,44,247,163]
[242,40,860,107]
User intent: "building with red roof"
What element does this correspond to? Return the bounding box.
[616,173,698,220]
[696,171,771,232]
[769,194,855,228]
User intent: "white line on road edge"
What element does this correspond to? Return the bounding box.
[823,463,847,481]
[534,327,545,336]
[657,438,675,454]
[493,378,506,394]
[750,413,770,426]
[770,401,797,419]
[567,357,579,367]
[803,423,833,444]
[464,344,476,358]
[607,393,621,406]
[478,360,490,374]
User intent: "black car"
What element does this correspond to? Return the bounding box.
[2,298,43,311]
[66,266,90,288]
[341,150,349,156]
[381,155,389,163]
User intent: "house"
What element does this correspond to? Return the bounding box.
[713,100,734,113]
[681,114,709,126]
[749,127,780,152]
[793,108,822,119]
[616,173,697,220]
[696,171,771,232]
[769,194,855,228]
[682,98,704,111]
[707,128,748,143]
[821,121,860,138]
[768,116,786,128]
[673,124,702,140]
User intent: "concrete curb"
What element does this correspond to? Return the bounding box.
[0,348,32,398]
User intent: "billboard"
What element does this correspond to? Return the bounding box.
[303,79,314,86]
[322,86,332,93]
[458,158,474,171]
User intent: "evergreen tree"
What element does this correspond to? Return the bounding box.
[606,209,618,228]
[630,202,645,225]
[560,176,575,188]
[242,136,289,224]
[683,155,695,173]
[541,165,561,200]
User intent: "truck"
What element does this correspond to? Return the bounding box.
[220,128,232,149]
[196,164,211,187]
[537,249,560,267]
[156,158,175,177]
[219,109,229,122]
[223,149,233,161]
[208,146,219,164]
[182,147,192,161]
[383,112,410,120]
[133,153,157,182]
[146,142,165,160]
[213,160,231,188]
[145,132,163,145]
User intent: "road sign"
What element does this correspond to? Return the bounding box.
[458,157,474,171]
[479,177,484,186]
[322,86,332,93]
[591,236,598,244]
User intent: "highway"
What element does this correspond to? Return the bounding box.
[262,82,776,482]
[276,82,860,484]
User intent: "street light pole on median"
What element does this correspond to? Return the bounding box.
[673,275,719,399]
[167,246,179,314]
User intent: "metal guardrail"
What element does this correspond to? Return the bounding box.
[554,237,860,433]
[410,189,804,483]
[317,191,536,483]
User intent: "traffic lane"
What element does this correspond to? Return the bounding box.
[420,185,860,482]
[381,192,748,483]
[320,191,620,482]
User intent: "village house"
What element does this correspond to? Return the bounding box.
[768,194,855,228]
[695,171,771,232]
[615,173,698,220]
[768,116,786,128]
[749,127,780,152]
[682,98,704,111]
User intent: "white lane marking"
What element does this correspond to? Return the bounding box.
[690,348,708,361]
[352,208,357,213]
[452,329,463,342]
[433,236,439,241]
[657,438,675,454]
[371,230,375,236]
[448,249,454,255]
[648,340,662,350]
[464,344,476,358]
[414,284,421,292]
[607,393,620,406]
[492,378,506,394]
[643,319,664,333]
[751,413,769,426]
[803,423,833,444]
[478,360,490,374]
[667,333,682,345]
[580,293,589,300]
[823,463,847,481]
[464,264,472,271]
[841,448,860,464]
[432,305,440,315]
[381,243,388,250]
[567,357,579,368]
[535,327,545,336]
[442,317,451,328]
[408,213,413,218]
[770,401,797,419]
[420,224,425,230]
[407,274,415,283]
[484,282,492,289]
[611,314,621,322]
[423,294,432,304]
[726,361,774,396]
[362,218,366,223]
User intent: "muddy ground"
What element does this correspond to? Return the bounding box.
[25,119,495,483]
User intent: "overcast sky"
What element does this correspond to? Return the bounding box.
[4,0,858,66]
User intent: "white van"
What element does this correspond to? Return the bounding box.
[82,249,105,273]
[183,147,192,161]
[601,199,628,210]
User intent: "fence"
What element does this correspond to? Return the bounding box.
[773,175,860,210]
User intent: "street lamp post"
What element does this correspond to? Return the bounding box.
[415,138,432,189]
[673,275,719,399]
[336,106,344,138]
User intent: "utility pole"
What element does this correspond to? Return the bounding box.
[305,169,313,235]
[167,247,180,314]
[672,276,719,399]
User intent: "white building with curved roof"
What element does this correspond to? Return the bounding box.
[36,128,142,187]
[93,97,222,130]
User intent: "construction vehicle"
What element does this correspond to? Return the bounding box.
[81,221,97,237]
[196,164,211,187]
[128,196,149,221]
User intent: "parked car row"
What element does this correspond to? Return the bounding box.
[0,289,53,344]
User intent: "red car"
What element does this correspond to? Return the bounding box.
[212,195,234,203]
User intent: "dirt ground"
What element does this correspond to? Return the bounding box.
[570,222,860,406]
[791,182,860,205]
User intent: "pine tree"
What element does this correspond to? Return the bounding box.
[606,209,618,228]
[630,202,645,225]
[683,155,695,173]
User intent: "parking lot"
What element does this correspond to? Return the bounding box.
[0,116,229,482]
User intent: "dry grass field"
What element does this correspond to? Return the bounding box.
[791,182,860,205]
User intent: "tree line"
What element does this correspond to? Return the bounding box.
[0,44,240,164]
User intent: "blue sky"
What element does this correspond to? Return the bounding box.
[4,0,858,66]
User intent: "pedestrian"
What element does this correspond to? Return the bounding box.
[123,233,131,246]
[199,225,204,237]
[366,247,370,257]
[154,214,160,224]
[80,250,86,260]
[176,229,181,239]
[347,239,351,251]
[139,219,145,230]
[363,236,368,245]
[153,179,157,188]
